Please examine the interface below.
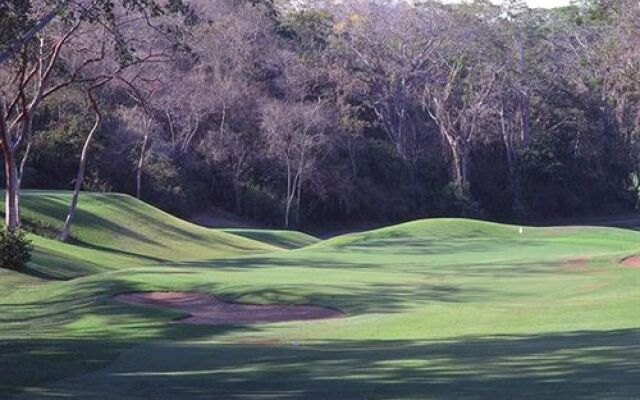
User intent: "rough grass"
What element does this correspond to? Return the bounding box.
[1,191,639,399]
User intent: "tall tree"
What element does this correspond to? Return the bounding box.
[421,6,501,190]
[332,2,438,164]
[1,15,82,231]
[261,100,331,227]
[0,0,184,232]
[57,12,171,241]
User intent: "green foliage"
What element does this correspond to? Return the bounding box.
[440,183,486,219]
[82,169,113,193]
[241,183,282,223]
[0,229,33,270]
[140,152,187,214]
[0,0,31,49]
[520,131,579,216]
[21,218,61,240]
[519,128,632,217]
[27,104,98,189]
[278,9,334,53]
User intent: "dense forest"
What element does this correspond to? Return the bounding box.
[1,0,639,232]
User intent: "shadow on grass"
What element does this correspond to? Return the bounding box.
[21,195,163,247]
[4,328,639,399]
[217,281,491,315]
[0,274,263,399]
[180,253,587,279]
[0,271,205,325]
[21,194,270,261]
[67,239,170,264]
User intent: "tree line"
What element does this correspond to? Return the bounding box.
[1,0,639,236]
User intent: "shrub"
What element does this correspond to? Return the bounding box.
[0,229,33,270]
[21,218,60,239]
[440,183,486,219]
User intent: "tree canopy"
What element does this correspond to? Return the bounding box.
[2,0,639,232]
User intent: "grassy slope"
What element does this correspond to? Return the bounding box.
[20,190,278,257]
[1,194,639,399]
[221,228,319,249]
[5,190,296,277]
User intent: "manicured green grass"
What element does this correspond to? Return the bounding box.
[1,191,639,399]
[20,190,278,258]
[221,228,319,250]
[5,190,289,278]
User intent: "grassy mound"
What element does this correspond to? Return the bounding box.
[221,228,319,250]
[319,217,637,248]
[2,190,285,277]
[18,191,277,258]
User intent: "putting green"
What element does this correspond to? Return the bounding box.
[1,191,639,399]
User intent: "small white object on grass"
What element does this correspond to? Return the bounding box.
[292,340,300,347]
[519,227,523,235]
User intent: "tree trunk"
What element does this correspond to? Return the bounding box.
[347,137,358,176]
[505,143,524,215]
[295,177,302,227]
[1,97,19,232]
[15,140,33,225]
[429,108,470,189]
[233,179,241,215]
[59,92,101,241]
[284,197,291,228]
[3,151,19,232]
[136,118,151,200]
[166,111,176,155]
[17,141,32,191]
[517,40,531,146]
[1,113,33,233]
[284,159,292,228]
[449,138,469,189]
[500,105,524,215]
[516,93,530,214]
[519,96,530,146]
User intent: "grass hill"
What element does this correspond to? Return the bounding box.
[18,190,278,258]
[3,191,320,277]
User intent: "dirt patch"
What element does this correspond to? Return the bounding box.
[566,257,588,265]
[620,255,640,267]
[558,257,591,273]
[114,291,344,325]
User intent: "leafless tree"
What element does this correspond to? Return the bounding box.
[493,0,542,212]
[0,14,83,231]
[1,0,177,233]
[116,69,163,200]
[420,6,502,189]
[154,0,281,214]
[261,100,331,227]
[57,11,171,241]
[332,2,440,164]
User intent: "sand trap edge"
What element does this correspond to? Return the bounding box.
[620,255,640,267]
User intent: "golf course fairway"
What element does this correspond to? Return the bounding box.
[1,191,639,399]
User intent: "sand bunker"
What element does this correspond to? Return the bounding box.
[114,291,343,325]
[620,255,640,267]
